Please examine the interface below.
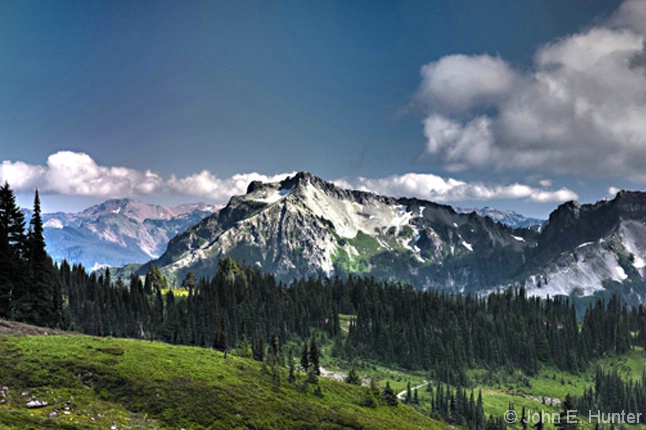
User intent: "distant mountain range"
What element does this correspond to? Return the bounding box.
[456,207,544,230]
[111,172,646,304]
[23,199,221,270]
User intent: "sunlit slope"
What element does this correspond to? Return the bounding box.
[0,332,449,429]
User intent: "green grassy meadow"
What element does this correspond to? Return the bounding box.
[0,330,450,430]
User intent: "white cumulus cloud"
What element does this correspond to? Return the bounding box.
[334,173,578,204]
[0,151,293,201]
[417,0,646,180]
[168,171,294,201]
[418,54,518,114]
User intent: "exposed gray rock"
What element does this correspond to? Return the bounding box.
[26,399,48,408]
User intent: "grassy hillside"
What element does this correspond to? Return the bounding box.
[0,324,449,430]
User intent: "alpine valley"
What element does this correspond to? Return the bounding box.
[109,172,646,303]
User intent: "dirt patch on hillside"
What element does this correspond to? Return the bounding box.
[0,319,73,336]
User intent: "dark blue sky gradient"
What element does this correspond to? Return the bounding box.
[0,0,625,214]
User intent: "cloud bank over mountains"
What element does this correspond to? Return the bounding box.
[334,174,577,204]
[418,0,646,179]
[0,151,577,204]
[0,151,294,202]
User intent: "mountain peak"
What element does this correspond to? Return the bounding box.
[246,172,322,195]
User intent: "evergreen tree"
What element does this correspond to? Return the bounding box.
[383,382,398,406]
[287,348,296,384]
[213,317,228,353]
[556,394,578,430]
[345,368,361,385]
[534,411,544,430]
[300,341,309,372]
[0,182,26,319]
[309,337,320,376]
[405,381,412,404]
[251,328,264,362]
[23,189,56,326]
[361,385,379,408]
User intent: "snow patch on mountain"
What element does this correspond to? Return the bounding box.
[616,220,646,276]
[522,248,623,298]
[615,265,628,280]
[253,185,296,204]
[43,219,63,229]
[516,218,646,298]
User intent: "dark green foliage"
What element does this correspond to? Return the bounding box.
[287,348,296,384]
[534,411,544,430]
[313,384,324,397]
[556,394,578,430]
[428,383,488,430]
[309,336,320,376]
[300,342,309,371]
[213,317,228,353]
[575,367,646,424]
[0,185,63,327]
[306,366,318,384]
[0,182,26,319]
[382,382,398,406]
[361,386,379,408]
[345,368,361,385]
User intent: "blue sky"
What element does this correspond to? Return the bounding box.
[2,0,645,218]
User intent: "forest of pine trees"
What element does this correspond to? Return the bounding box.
[427,383,487,430]
[576,367,646,424]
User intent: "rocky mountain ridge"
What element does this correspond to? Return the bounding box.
[146,172,537,290]
[139,173,646,302]
[500,191,646,302]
